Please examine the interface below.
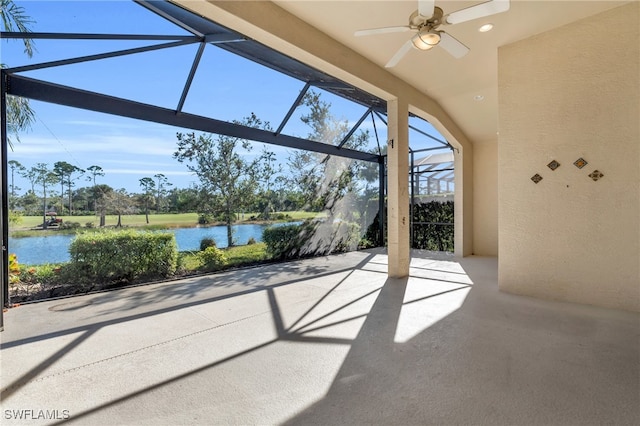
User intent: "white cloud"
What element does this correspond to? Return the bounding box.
[9,133,177,158]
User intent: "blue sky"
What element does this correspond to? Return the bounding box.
[3,1,445,195]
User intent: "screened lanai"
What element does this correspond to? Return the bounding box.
[0,0,454,328]
[1,1,638,424]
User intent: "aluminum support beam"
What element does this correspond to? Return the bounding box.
[379,157,386,246]
[411,146,453,155]
[0,32,198,41]
[371,110,383,156]
[1,71,7,328]
[337,107,372,149]
[408,123,450,147]
[7,39,199,74]
[6,74,380,163]
[410,148,415,247]
[275,82,310,136]
[176,41,206,113]
[374,111,451,149]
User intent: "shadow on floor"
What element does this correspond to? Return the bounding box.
[2,251,638,425]
[283,256,639,425]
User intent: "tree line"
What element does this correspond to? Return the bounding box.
[7,160,308,218]
[8,91,382,247]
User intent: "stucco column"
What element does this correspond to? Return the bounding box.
[387,98,410,277]
[454,146,473,257]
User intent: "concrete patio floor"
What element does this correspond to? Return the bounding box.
[1,249,638,425]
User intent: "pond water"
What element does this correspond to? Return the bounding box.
[9,223,298,265]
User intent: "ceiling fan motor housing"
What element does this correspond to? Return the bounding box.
[410,6,444,29]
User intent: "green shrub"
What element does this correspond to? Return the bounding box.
[200,237,217,251]
[332,221,360,253]
[68,229,178,284]
[412,201,454,252]
[273,213,290,221]
[358,237,376,250]
[85,222,95,228]
[176,251,200,272]
[18,263,61,286]
[226,243,267,266]
[60,221,81,230]
[197,246,227,269]
[363,201,454,252]
[9,210,23,225]
[141,224,169,231]
[364,210,384,247]
[198,214,213,225]
[263,220,360,260]
[174,251,185,273]
[246,237,257,245]
[262,223,307,260]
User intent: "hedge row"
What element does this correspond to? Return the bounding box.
[262,220,360,260]
[363,201,454,252]
[412,201,454,252]
[69,229,178,284]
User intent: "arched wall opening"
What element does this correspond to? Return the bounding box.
[177,1,475,266]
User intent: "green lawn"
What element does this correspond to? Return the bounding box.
[11,211,322,232]
[13,213,200,230]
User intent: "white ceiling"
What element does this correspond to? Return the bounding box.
[272,1,628,143]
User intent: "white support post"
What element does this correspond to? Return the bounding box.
[386,99,410,277]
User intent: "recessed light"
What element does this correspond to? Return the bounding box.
[474,95,484,101]
[479,23,493,32]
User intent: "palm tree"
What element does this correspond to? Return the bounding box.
[86,165,105,212]
[7,159,24,208]
[1,0,35,56]
[33,163,57,229]
[1,0,36,148]
[53,161,84,215]
[139,177,155,224]
[154,173,171,213]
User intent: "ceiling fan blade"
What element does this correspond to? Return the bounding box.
[445,0,510,25]
[355,26,411,37]
[438,32,470,59]
[418,0,435,18]
[385,39,414,68]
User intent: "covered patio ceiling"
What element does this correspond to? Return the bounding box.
[272,0,630,144]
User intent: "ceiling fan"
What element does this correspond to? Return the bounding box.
[354,0,510,67]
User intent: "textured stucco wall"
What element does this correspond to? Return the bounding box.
[473,141,498,256]
[498,3,639,311]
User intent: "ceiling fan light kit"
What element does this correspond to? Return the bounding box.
[412,29,441,50]
[354,0,511,67]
